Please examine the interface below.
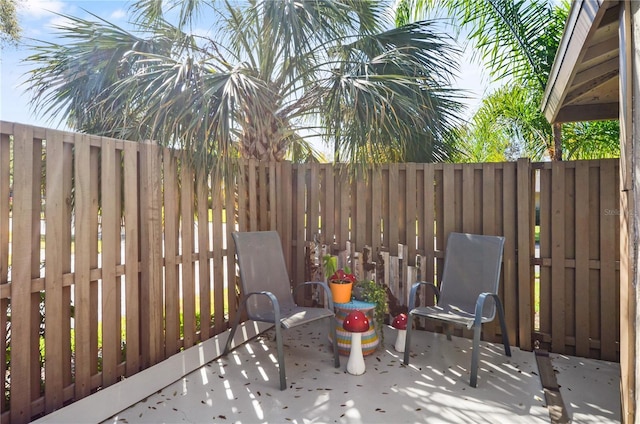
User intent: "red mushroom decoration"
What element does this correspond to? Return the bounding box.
[392,313,409,353]
[343,310,370,375]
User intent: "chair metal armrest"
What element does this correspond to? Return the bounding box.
[471,292,498,329]
[293,281,335,310]
[245,291,281,324]
[408,281,440,310]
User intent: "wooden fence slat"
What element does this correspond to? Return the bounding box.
[309,163,319,239]
[281,162,293,265]
[197,174,212,340]
[323,165,335,246]
[211,177,225,334]
[269,163,277,230]
[260,163,269,231]
[180,164,196,349]
[442,166,455,243]
[462,165,475,233]
[355,172,367,251]
[565,166,577,355]
[101,137,119,387]
[370,170,381,253]
[123,142,140,376]
[405,164,417,266]
[29,133,43,403]
[10,123,35,423]
[163,149,180,356]
[0,133,9,284]
[421,164,436,330]
[0,132,9,414]
[503,162,518,347]
[381,167,390,252]
[62,141,73,391]
[482,164,499,341]
[600,160,618,360]
[517,159,533,351]
[538,166,551,342]
[294,165,306,289]
[225,172,238,326]
[44,130,65,411]
[113,146,123,379]
[139,140,164,366]
[338,167,349,250]
[551,162,566,354]
[247,159,257,231]
[575,161,590,357]
[89,141,100,379]
[388,165,399,255]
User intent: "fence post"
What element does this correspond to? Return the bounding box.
[139,140,164,367]
[516,158,533,351]
[10,123,36,424]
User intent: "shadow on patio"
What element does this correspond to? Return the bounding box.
[47,321,619,424]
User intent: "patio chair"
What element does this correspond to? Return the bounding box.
[223,231,340,390]
[403,232,511,387]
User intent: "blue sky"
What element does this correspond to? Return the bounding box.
[0,0,493,131]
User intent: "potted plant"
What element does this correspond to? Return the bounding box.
[328,268,357,303]
[323,254,357,303]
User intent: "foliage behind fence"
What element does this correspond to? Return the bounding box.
[0,122,620,423]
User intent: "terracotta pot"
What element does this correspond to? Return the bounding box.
[329,280,353,303]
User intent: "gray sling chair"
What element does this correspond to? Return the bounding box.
[223,231,340,390]
[403,232,511,387]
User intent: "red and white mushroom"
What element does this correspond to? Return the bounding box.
[343,310,370,375]
[392,313,409,353]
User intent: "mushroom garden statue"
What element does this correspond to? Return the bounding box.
[343,310,370,375]
[392,313,408,353]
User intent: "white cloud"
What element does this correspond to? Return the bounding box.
[48,14,76,30]
[18,0,65,19]
[110,8,126,20]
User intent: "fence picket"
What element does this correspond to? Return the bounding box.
[44,129,65,411]
[101,137,119,387]
[575,161,590,357]
[180,164,196,349]
[197,173,211,340]
[551,162,567,354]
[123,142,140,375]
[0,131,9,418]
[163,149,179,356]
[10,124,36,423]
[600,160,618,360]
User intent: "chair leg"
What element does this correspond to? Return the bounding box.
[330,317,340,368]
[403,314,413,365]
[494,297,512,357]
[470,323,482,388]
[274,324,286,390]
[223,308,244,356]
[445,323,452,341]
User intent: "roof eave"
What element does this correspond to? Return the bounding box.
[541,0,610,123]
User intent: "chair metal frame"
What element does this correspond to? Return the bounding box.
[223,231,340,390]
[403,232,511,387]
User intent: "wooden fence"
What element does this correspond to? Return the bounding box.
[0,122,620,423]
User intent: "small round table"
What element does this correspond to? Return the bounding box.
[331,300,379,356]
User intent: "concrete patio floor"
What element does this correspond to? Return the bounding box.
[36,321,620,424]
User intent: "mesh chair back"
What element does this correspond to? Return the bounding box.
[232,231,296,320]
[438,232,505,321]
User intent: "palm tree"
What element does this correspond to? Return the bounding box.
[24,0,465,172]
[395,0,619,161]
